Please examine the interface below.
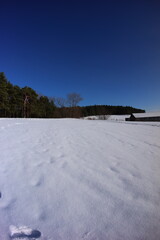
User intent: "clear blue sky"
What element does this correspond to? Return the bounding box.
[1,0,160,110]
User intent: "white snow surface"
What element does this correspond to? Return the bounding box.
[9,225,32,237]
[0,118,160,240]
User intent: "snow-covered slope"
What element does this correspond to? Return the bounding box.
[0,118,160,239]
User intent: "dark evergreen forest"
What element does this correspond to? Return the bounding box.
[0,72,145,118]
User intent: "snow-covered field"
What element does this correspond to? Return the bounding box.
[0,118,160,239]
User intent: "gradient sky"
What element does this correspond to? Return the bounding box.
[1,0,160,110]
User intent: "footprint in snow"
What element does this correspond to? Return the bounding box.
[47,154,65,165]
[57,153,65,158]
[34,208,46,221]
[0,197,16,210]
[42,148,49,153]
[30,175,43,187]
[109,166,119,174]
[82,231,96,239]
[34,161,43,168]
[129,171,141,179]
[60,161,68,169]
[48,157,56,164]
[9,225,41,239]
[82,231,91,238]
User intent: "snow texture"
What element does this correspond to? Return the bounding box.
[9,225,41,238]
[0,116,160,239]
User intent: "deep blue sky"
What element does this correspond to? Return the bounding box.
[1,0,160,110]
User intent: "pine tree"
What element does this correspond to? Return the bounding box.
[0,72,9,117]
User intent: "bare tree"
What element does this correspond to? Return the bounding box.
[23,95,30,118]
[54,97,66,108]
[67,93,83,107]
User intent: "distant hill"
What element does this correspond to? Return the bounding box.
[81,105,145,117]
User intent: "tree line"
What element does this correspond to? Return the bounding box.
[0,72,145,118]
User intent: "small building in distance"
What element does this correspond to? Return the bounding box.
[125,113,160,122]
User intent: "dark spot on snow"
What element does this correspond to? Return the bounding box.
[0,192,1,198]
[109,166,119,173]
